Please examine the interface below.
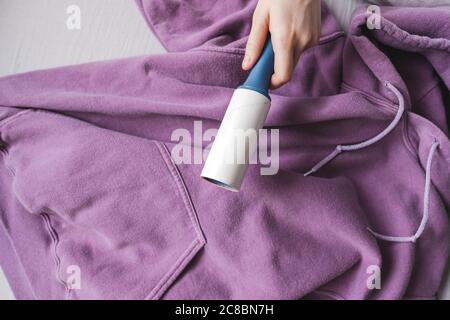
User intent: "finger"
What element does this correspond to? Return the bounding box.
[270,34,294,89]
[242,12,269,70]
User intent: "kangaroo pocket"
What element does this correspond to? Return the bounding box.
[0,109,205,300]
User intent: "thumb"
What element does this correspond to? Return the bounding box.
[243,13,269,70]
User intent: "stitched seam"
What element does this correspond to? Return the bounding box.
[144,141,205,300]
[40,213,71,296]
[155,141,206,244]
[146,238,202,300]
[193,47,246,55]
[341,82,397,114]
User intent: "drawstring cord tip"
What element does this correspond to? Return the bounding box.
[304,146,343,177]
[304,170,315,177]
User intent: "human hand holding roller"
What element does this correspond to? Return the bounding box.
[243,0,322,89]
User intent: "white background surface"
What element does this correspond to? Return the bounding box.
[0,0,165,77]
[0,0,449,300]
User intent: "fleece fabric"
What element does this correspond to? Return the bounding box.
[0,0,449,299]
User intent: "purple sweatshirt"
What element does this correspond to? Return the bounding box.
[0,1,449,300]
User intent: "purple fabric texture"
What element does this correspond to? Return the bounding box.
[0,1,449,299]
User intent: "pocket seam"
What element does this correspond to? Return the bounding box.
[146,238,203,300]
[154,141,206,244]
[148,141,206,300]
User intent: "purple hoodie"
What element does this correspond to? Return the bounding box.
[0,1,449,300]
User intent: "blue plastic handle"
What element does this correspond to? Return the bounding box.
[239,37,275,99]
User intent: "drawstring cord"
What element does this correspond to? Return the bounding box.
[304,81,405,177]
[367,139,440,243]
[303,81,440,243]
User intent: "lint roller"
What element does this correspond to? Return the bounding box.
[201,38,275,192]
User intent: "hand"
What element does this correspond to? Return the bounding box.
[242,0,322,89]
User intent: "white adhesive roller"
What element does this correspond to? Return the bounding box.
[201,38,275,192]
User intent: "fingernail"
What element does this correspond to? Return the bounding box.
[242,55,251,69]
